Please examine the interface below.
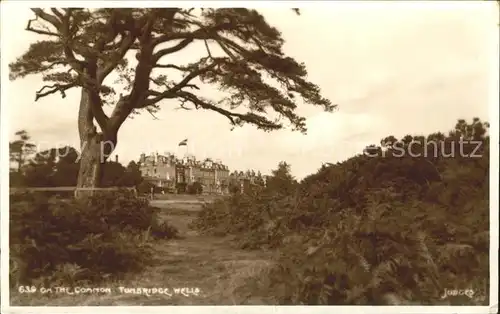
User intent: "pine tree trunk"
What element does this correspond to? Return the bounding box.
[75,88,116,199]
[75,132,105,198]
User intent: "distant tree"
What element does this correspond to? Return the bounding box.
[401,135,414,146]
[228,180,241,194]
[363,144,382,157]
[10,8,334,198]
[266,161,296,194]
[380,135,398,149]
[228,173,242,194]
[426,132,446,143]
[380,118,489,160]
[117,161,143,187]
[275,162,294,178]
[452,117,489,141]
[23,148,59,187]
[22,146,79,187]
[50,146,80,186]
[22,145,142,188]
[101,161,127,187]
[9,130,37,173]
[255,170,266,187]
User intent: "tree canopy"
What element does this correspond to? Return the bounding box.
[9,130,37,172]
[10,8,334,136]
[9,130,144,188]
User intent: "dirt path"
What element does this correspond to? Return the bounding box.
[11,201,277,306]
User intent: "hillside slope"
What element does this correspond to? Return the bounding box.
[192,118,490,305]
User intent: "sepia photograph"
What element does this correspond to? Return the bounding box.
[1,1,498,312]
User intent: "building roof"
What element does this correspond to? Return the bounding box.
[140,153,229,171]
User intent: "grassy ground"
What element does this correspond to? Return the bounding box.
[10,199,278,306]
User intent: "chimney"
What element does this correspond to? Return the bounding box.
[115,155,118,163]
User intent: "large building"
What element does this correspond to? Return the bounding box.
[227,170,269,193]
[139,152,230,194]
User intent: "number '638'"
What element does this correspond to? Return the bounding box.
[18,286,37,293]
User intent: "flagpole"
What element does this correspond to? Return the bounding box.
[178,139,188,157]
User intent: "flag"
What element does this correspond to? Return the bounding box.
[178,139,188,146]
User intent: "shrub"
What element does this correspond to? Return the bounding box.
[187,181,203,195]
[191,165,298,249]
[10,190,178,287]
[192,118,490,305]
[137,181,155,195]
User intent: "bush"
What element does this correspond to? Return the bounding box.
[10,190,178,287]
[137,181,155,195]
[191,118,490,305]
[187,181,203,195]
[191,163,298,249]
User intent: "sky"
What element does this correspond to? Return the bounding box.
[1,2,498,179]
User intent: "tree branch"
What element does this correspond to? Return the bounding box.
[145,59,222,106]
[40,60,69,72]
[89,92,110,133]
[151,31,196,46]
[173,98,194,111]
[93,10,122,53]
[20,8,331,136]
[27,9,112,134]
[50,8,65,21]
[149,77,199,92]
[108,96,133,131]
[30,9,62,29]
[151,21,234,62]
[216,39,238,61]
[25,17,60,36]
[61,10,116,132]
[152,20,233,45]
[175,91,280,129]
[138,10,160,43]
[97,32,137,83]
[169,61,219,93]
[152,38,194,63]
[204,39,213,58]
[55,9,86,73]
[82,64,111,132]
[154,63,189,71]
[35,83,77,101]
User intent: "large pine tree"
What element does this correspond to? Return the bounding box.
[9,8,334,197]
